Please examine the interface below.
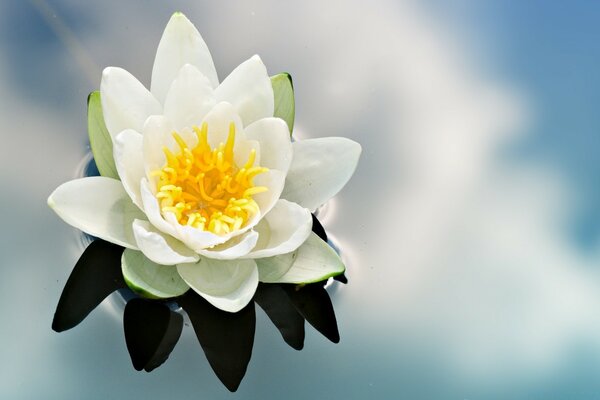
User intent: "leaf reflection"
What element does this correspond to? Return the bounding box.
[254,282,305,350]
[123,298,183,372]
[53,223,342,391]
[52,239,125,332]
[179,292,256,392]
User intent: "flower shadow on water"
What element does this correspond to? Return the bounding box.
[52,214,343,392]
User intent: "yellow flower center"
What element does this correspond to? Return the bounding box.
[151,122,268,236]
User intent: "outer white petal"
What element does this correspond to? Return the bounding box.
[113,129,144,209]
[245,199,311,258]
[244,117,292,173]
[214,55,274,126]
[282,137,361,211]
[163,64,216,131]
[177,257,258,313]
[47,177,144,249]
[132,219,199,265]
[151,12,219,103]
[256,232,345,283]
[100,67,161,139]
[197,231,259,260]
[140,178,178,237]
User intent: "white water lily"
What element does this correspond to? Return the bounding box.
[48,12,361,312]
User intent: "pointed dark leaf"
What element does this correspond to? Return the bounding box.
[282,283,340,343]
[333,273,348,284]
[311,213,328,242]
[254,283,305,350]
[52,240,126,332]
[179,292,256,392]
[123,298,183,372]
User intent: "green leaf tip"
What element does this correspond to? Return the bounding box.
[88,91,119,180]
[270,73,295,135]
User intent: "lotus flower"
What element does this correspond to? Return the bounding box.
[48,12,361,312]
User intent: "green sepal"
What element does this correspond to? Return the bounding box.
[121,249,190,299]
[270,73,295,135]
[88,91,119,179]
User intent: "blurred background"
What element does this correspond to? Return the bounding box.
[2,0,600,398]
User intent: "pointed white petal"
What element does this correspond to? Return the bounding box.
[142,115,174,182]
[244,117,292,173]
[122,249,190,299]
[164,64,216,131]
[214,55,274,126]
[174,223,230,251]
[113,129,144,209]
[47,177,144,249]
[253,169,286,216]
[140,178,178,237]
[246,200,311,258]
[201,101,245,148]
[198,231,259,260]
[132,219,199,265]
[151,12,219,103]
[256,232,345,283]
[100,67,161,139]
[282,137,361,211]
[177,257,258,312]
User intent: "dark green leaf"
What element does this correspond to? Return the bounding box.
[283,283,340,343]
[271,73,295,134]
[88,91,119,179]
[52,240,126,332]
[179,292,255,392]
[123,298,183,372]
[254,283,305,350]
[311,213,328,242]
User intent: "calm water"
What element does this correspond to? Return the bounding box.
[2,0,600,398]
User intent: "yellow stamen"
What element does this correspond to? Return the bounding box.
[150,121,269,236]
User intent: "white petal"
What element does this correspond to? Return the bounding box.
[113,129,144,209]
[201,102,245,148]
[198,231,259,260]
[142,115,174,182]
[48,177,144,249]
[122,249,190,299]
[174,223,230,252]
[151,12,219,103]
[245,200,311,258]
[132,219,199,265]
[254,169,286,216]
[140,178,178,237]
[282,137,361,211]
[164,64,216,131]
[100,67,161,139]
[214,55,274,126]
[256,232,345,283]
[244,117,292,173]
[233,139,261,169]
[177,257,258,312]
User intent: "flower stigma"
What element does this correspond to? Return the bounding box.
[151,122,268,235]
